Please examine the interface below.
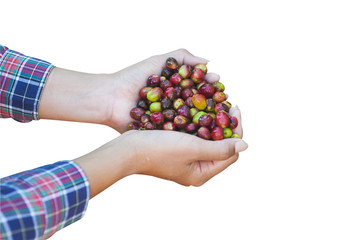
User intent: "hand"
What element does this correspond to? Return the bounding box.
[75,106,246,198]
[39,49,237,134]
[107,48,222,133]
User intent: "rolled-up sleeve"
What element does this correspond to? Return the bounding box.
[0,161,90,240]
[0,45,54,122]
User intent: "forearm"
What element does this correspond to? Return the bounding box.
[0,161,89,239]
[74,135,135,199]
[39,67,116,125]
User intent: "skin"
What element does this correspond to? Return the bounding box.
[39,49,247,199]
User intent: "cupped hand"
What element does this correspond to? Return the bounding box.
[125,105,244,186]
[122,129,247,187]
[75,104,246,197]
[107,49,221,133]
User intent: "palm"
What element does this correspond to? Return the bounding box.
[109,57,166,132]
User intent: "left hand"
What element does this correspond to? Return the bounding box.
[107,48,221,133]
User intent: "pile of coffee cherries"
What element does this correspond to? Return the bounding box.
[128,57,240,140]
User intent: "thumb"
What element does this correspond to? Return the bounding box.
[193,138,248,161]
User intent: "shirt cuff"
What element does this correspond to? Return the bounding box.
[0,160,90,240]
[0,45,54,123]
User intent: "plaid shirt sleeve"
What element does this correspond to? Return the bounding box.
[0,161,90,240]
[0,45,54,123]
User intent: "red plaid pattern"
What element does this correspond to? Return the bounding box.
[0,45,54,122]
[1,161,90,240]
[1,46,90,239]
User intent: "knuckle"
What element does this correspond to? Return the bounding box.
[192,181,204,187]
[177,48,189,55]
[148,54,160,62]
[218,144,233,159]
[189,178,205,187]
[182,180,192,187]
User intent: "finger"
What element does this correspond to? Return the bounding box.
[192,138,247,162]
[121,129,138,136]
[203,72,220,84]
[170,48,209,66]
[229,106,244,139]
[155,48,208,69]
[196,153,240,185]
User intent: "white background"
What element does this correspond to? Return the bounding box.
[1,0,360,239]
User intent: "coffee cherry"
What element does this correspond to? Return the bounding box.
[173,98,185,110]
[198,83,215,98]
[147,74,161,87]
[191,88,198,95]
[196,81,206,90]
[210,118,216,130]
[192,94,207,110]
[160,80,173,91]
[164,87,177,101]
[197,127,211,140]
[174,115,188,129]
[170,73,182,85]
[222,101,232,109]
[160,98,172,110]
[128,122,139,130]
[215,111,230,128]
[190,108,199,118]
[163,121,176,131]
[185,123,198,134]
[192,111,207,124]
[229,115,238,129]
[166,57,179,70]
[180,79,194,89]
[163,109,176,121]
[231,133,240,138]
[223,128,232,138]
[178,65,192,78]
[147,87,163,102]
[151,112,164,125]
[144,122,156,130]
[140,114,151,124]
[198,114,213,127]
[182,88,194,100]
[191,68,204,84]
[215,103,229,113]
[212,82,225,92]
[185,97,195,108]
[150,102,162,112]
[177,105,191,118]
[213,91,227,103]
[194,64,207,74]
[137,99,148,110]
[130,107,145,120]
[139,87,153,100]
[205,99,215,112]
[161,68,175,78]
[174,86,182,98]
[211,127,224,141]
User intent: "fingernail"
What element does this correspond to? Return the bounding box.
[235,140,248,152]
[235,105,240,111]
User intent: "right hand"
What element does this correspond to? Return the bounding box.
[121,128,247,187]
[75,91,246,197]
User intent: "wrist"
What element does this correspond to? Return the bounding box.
[74,134,136,198]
